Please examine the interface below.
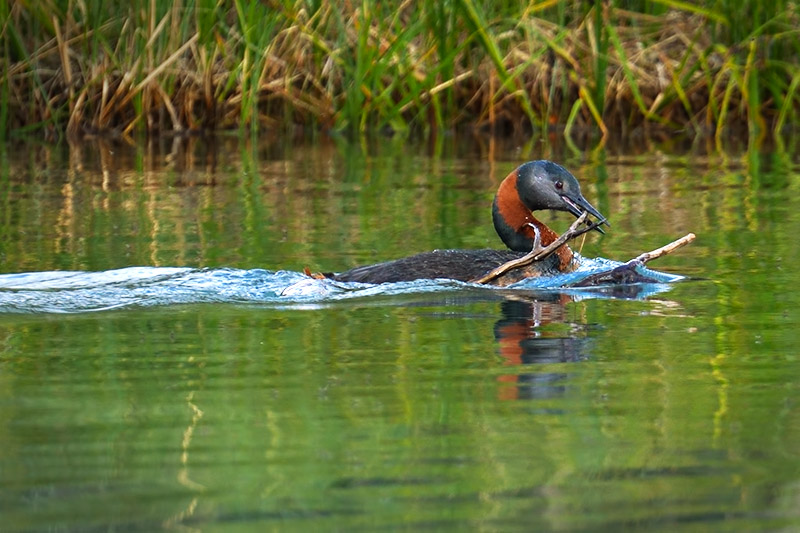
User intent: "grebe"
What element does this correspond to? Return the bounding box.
[330,161,608,286]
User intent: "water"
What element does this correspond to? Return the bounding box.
[0,257,681,313]
[1,136,800,531]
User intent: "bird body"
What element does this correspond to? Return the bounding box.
[331,161,607,286]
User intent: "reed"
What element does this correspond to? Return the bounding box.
[1,0,799,142]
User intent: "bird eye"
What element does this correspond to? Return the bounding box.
[555,180,563,190]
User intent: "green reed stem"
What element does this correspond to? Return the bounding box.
[1,0,800,143]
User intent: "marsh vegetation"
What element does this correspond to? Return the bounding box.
[3,0,799,147]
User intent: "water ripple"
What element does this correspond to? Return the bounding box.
[0,258,684,314]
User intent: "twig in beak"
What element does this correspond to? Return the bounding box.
[471,211,590,284]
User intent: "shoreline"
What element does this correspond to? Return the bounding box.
[2,1,799,142]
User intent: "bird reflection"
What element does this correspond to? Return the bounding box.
[494,296,589,401]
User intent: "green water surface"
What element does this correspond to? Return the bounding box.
[1,136,799,531]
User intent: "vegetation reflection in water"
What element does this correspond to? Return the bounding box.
[0,136,800,530]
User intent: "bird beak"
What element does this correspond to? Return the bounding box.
[561,194,609,234]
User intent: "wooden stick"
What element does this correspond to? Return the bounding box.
[630,233,695,265]
[470,212,591,284]
[570,232,697,287]
[472,220,695,286]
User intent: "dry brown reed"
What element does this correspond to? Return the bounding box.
[1,1,798,143]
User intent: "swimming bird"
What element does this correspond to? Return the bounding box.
[330,160,608,286]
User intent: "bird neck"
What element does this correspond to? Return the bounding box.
[491,171,574,270]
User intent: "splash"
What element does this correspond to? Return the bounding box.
[0,259,684,314]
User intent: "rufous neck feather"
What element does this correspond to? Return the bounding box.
[492,171,574,269]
